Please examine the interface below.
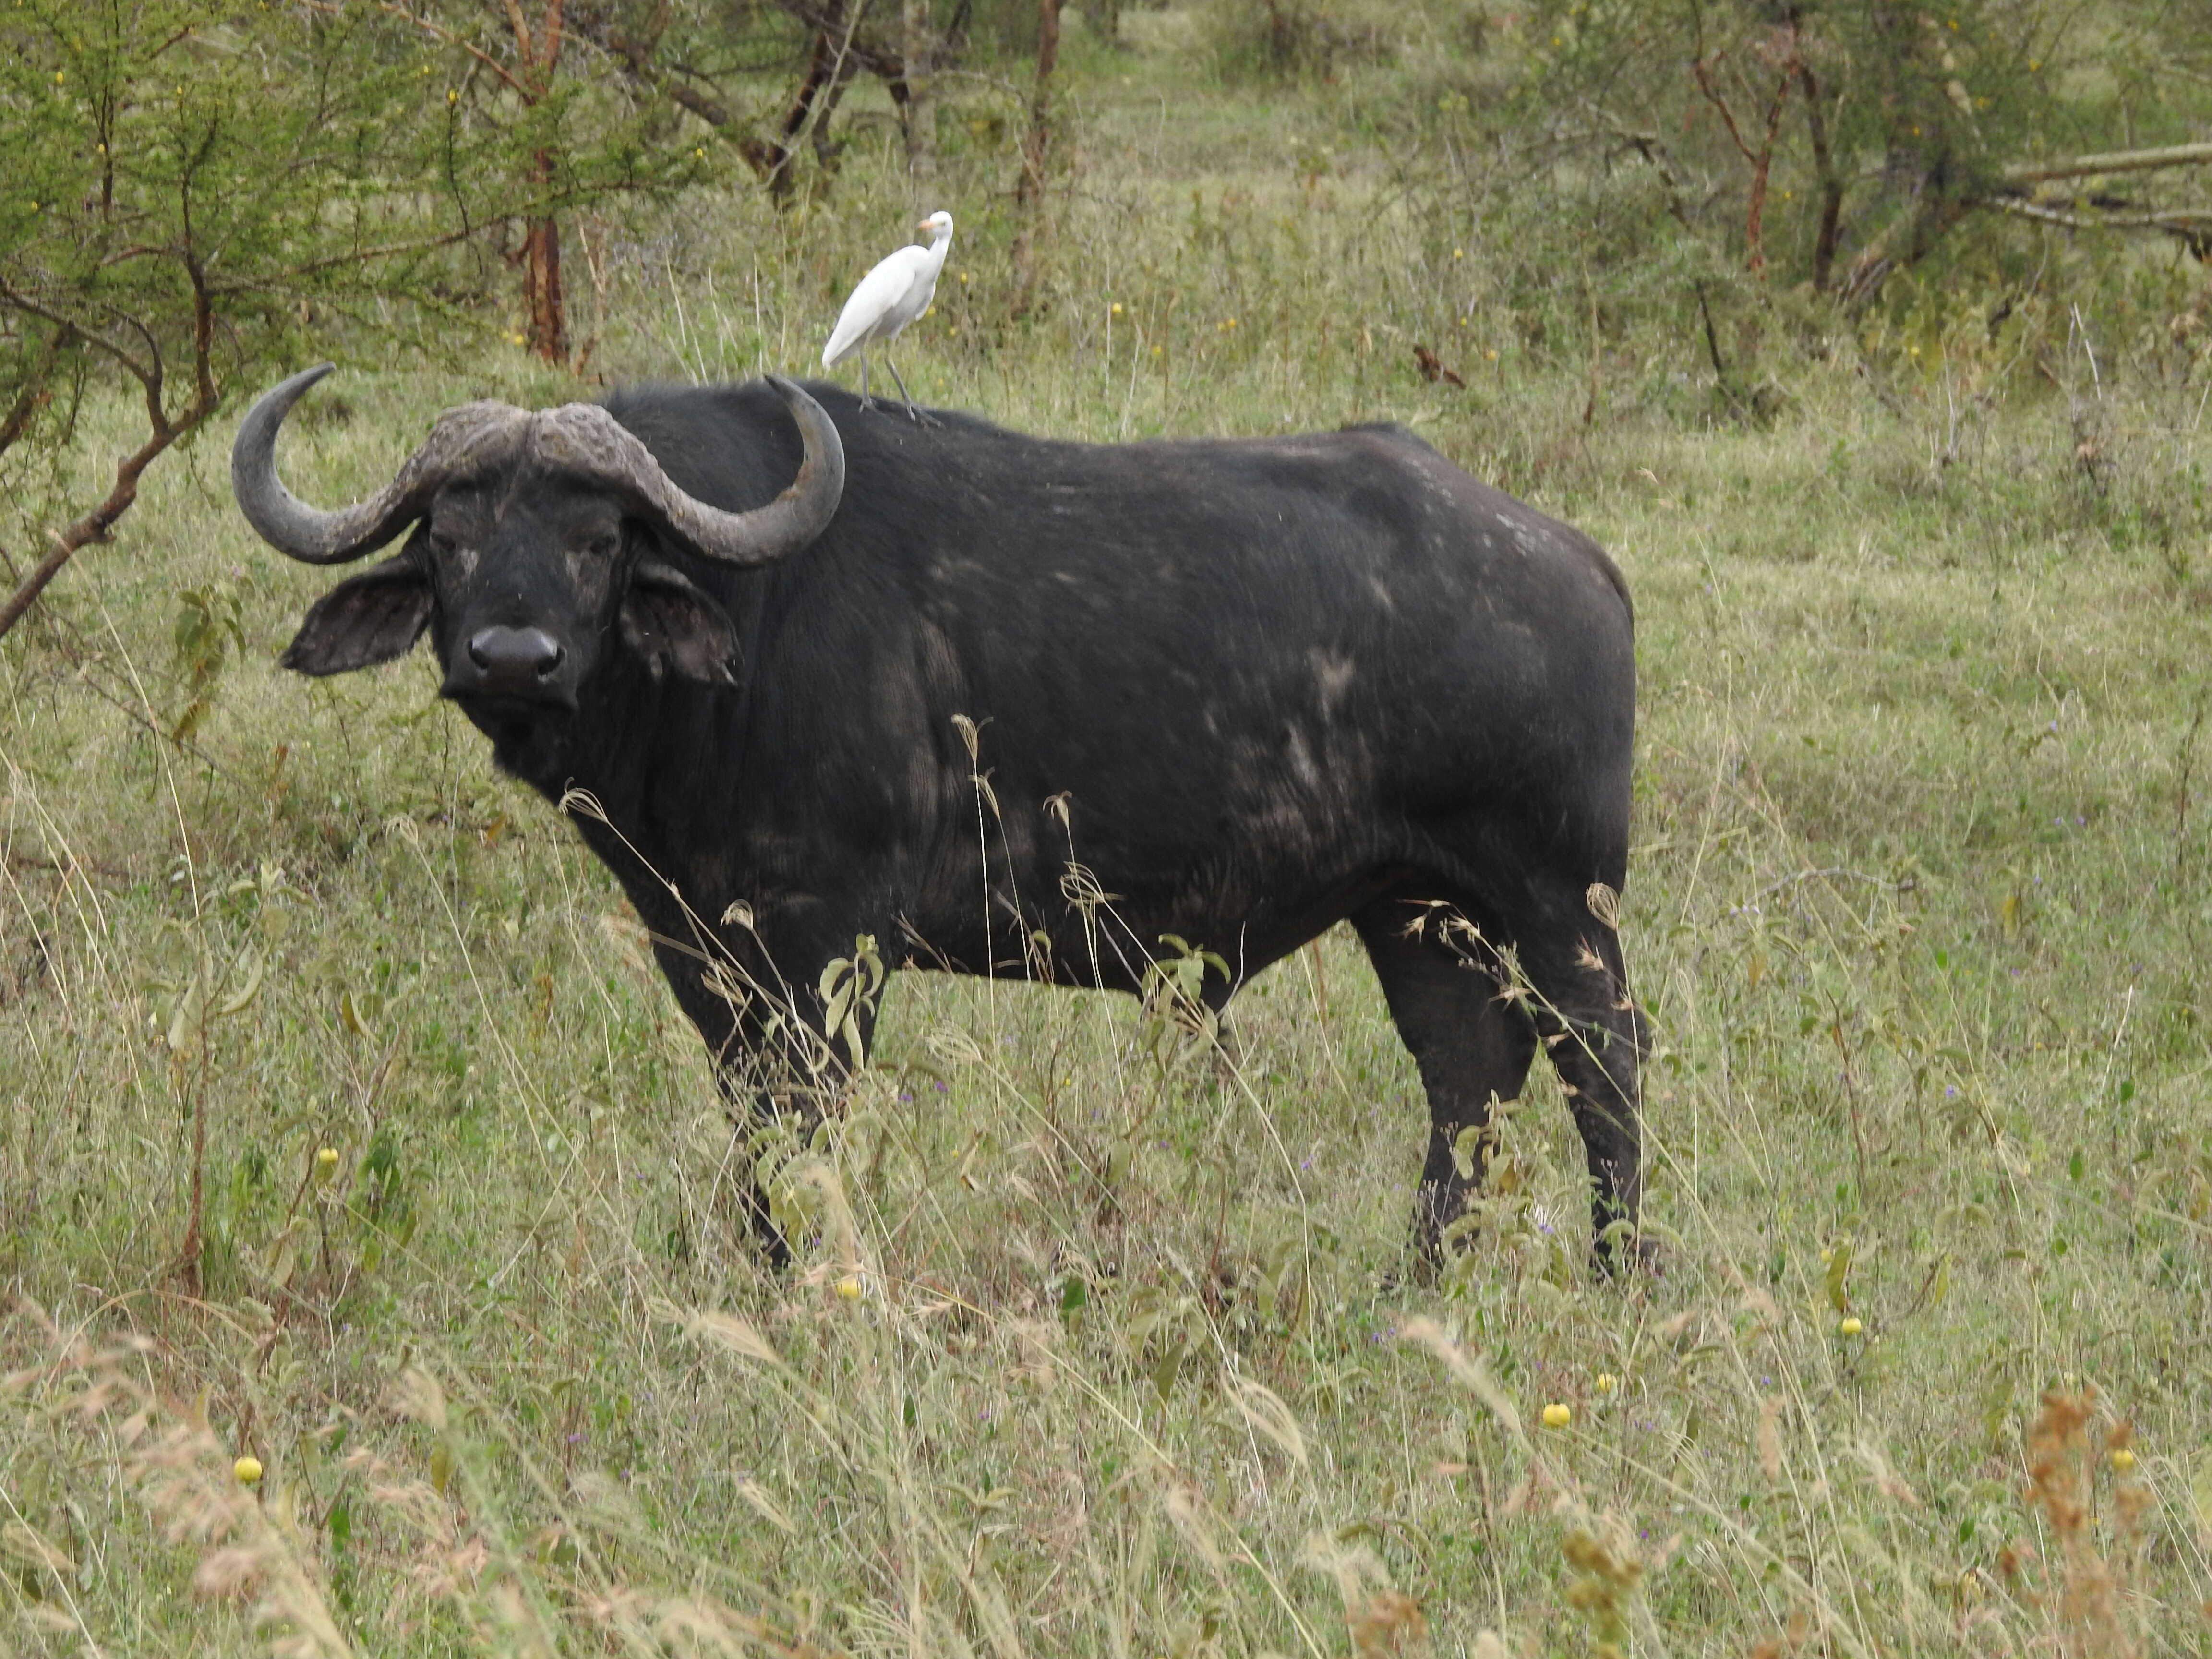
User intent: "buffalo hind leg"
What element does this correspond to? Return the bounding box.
[1350,898,1538,1272]
[1505,892,1647,1274]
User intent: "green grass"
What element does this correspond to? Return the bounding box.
[5,11,2212,1658]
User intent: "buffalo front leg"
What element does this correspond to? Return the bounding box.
[653,927,877,1265]
[1351,899,1539,1272]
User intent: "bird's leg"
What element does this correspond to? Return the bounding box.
[884,354,941,428]
[857,354,874,412]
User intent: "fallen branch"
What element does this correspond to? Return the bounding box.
[2001,141,2212,185]
[1984,196,2212,235]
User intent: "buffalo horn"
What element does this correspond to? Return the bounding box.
[524,376,846,567]
[231,363,529,565]
[235,368,843,569]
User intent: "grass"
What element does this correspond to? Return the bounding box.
[5,8,2212,1656]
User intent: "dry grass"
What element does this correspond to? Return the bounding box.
[5,7,2212,1656]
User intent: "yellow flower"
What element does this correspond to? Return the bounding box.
[1226,317,1239,328]
[1839,1316,1863,1336]
[2110,1448,2136,1472]
[234,1455,264,1486]
[1111,302,1123,314]
[314,1146,339,1180]
[1541,1402,1572,1428]
[833,1275,863,1300]
[1595,1372,1618,1395]
[1452,248,1463,259]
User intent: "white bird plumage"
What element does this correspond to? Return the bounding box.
[822,210,953,419]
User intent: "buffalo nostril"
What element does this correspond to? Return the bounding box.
[466,627,563,686]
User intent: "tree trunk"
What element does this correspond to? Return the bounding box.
[523,154,567,364]
[1011,0,1062,307]
[1799,63,1844,293]
[903,0,937,202]
[1741,72,1790,278]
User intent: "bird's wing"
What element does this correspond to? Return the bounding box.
[823,248,929,367]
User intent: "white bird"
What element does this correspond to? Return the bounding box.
[822,210,954,419]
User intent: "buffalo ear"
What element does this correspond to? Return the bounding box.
[279,556,433,676]
[620,560,739,685]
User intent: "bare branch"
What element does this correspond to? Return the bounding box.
[0,281,156,399]
[0,325,76,461]
[302,0,533,98]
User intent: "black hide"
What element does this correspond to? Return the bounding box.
[278,379,1647,1268]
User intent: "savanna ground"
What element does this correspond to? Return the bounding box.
[5,9,2212,1657]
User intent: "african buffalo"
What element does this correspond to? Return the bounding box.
[232,367,1646,1267]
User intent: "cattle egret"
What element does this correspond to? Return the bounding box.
[822,210,953,418]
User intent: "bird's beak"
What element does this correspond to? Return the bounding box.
[916,218,936,231]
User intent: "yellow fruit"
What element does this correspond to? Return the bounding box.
[314,1147,339,1178]
[2110,1448,2136,1472]
[1541,1402,1572,1429]
[1839,1317,1863,1336]
[234,1456,263,1486]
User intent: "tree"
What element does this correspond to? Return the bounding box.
[0,1,469,642]
[1419,0,2212,309]
[903,0,938,201]
[590,0,924,207]
[1010,0,1063,308]
[348,0,710,357]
